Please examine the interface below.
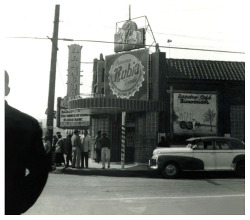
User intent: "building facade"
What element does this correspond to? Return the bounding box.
[64,51,244,163]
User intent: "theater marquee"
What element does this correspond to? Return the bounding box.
[173,92,217,135]
[60,109,90,128]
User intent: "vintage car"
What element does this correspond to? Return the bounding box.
[148,136,245,178]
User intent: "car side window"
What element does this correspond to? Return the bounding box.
[203,141,213,150]
[215,141,231,150]
[193,141,213,150]
[230,141,245,149]
[193,141,204,149]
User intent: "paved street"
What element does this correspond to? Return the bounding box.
[25,170,245,215]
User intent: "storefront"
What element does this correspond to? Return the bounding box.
[57,49,244,163]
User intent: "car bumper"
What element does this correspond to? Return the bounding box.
[148,159,159,170]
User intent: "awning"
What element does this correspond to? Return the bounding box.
[68,97,168,115]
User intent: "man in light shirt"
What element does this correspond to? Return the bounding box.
[80,130,92,168]
[71,129,81,169]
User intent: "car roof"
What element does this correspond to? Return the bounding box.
[186,136,242,142]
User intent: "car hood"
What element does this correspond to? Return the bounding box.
[153,147,192,155]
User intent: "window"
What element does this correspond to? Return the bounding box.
[215,141,231,150]
[195,141,204,150]
[193,141,213,150]
[203,141,213,150]
[230,141,245,150]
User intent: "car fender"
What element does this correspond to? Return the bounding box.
[158,155,204,171]
[232,154,245,165]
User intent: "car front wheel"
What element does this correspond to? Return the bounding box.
[161,163,180,178]
[235,162,245,178]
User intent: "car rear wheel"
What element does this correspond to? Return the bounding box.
[235,162,245,178]
[161,163,180,178]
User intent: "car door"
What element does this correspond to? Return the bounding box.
[192,140,216,170]
[214,140,237,170]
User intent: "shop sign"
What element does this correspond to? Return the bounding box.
[173,92,217,135]
[106,49,149,99]
[114,20,145,52]
[60,109,90,127]
[67,44,82,98]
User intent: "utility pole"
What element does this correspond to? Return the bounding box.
[46,5,60,142]
[129,4,131,20]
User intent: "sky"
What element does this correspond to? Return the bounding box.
[1,0,247,122]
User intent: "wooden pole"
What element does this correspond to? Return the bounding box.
[46,5,60,142]
[129,5,131,20]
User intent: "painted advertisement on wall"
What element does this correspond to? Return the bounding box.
[114,20,145,52]
[105,49,149,100]
[173,92,217,135]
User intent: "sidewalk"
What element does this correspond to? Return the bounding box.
[51,159,155,177]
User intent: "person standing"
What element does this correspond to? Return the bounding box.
[52,135,58,152]
[43,134,52,154]
[51,135,58,167]
[94,130,102,163]
[100,133,111,169]
[157,136,170,148]
[5,70,49,214]
[65,133,73,168]
[55,134,65,166]
[80,130,92,168]
[71,129,81,168]
[43,134,53,171]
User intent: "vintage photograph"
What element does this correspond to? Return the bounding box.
[3,0,246,215]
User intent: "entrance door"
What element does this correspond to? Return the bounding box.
[125,128,135,163]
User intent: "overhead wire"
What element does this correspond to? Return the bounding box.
[6,36,245,54]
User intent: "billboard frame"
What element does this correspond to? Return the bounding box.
[171,90,218,136]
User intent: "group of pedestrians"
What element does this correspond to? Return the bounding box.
[70,129,91,168]
[45,129,111,169]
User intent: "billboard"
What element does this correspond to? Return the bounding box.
[105,49,149,100]
[114,20,145,53]
[60,109,90,128]
[173,92,217,135]
[67,44,82,98]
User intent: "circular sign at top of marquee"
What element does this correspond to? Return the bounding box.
[108,53,145,99]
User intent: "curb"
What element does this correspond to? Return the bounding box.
[51,166,157,178]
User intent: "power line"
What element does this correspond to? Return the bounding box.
[153,31,239,43]
[61,38,246,54]
[6,36,245,54]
